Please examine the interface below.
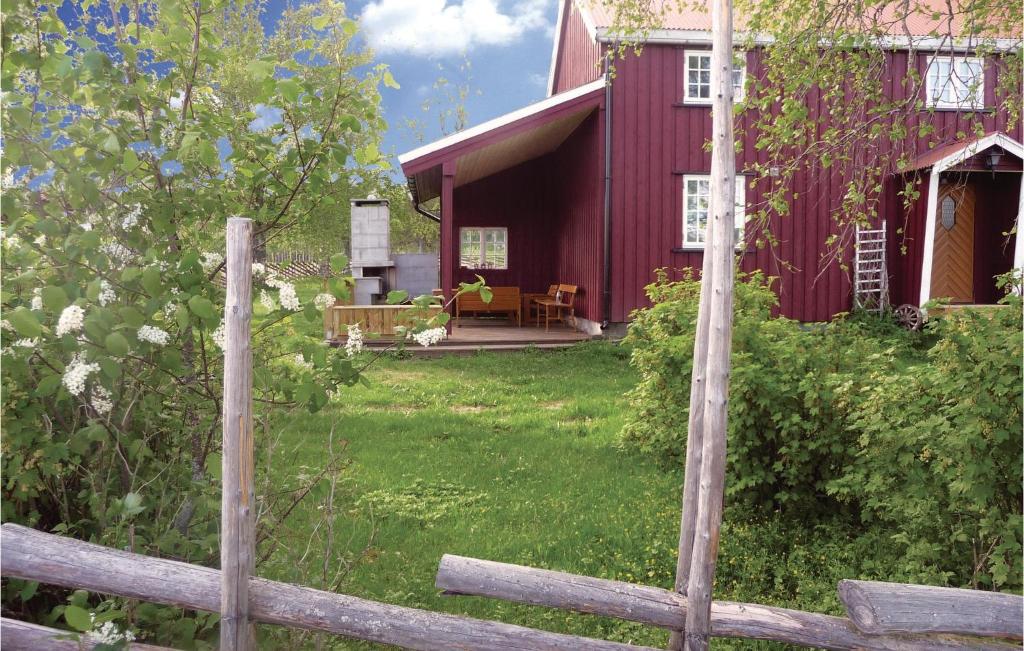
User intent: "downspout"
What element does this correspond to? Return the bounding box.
[407,176,440,223]
[601,60,613,329]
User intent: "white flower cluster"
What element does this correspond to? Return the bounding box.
[411,327,447,348]
[138,325,170,346]
[314,293,335,311]
[293,353,313,371]
[31,288,42,311]
[63,354,100,396]
[199,251,224,274]
[259,289,274,311]
[98,280,117,306]
[251,262,266,276]
[14,338,37,349]
[56,305,85,337]
[34,234,46,246]
[90,385,113,415]
[0,320,11,331]
[345,324,363,358]
[87,621,135,646]
[121,204,142,230]
[278,283,301,311]
[100,242,135,264]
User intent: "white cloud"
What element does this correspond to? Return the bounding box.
[361,0,550,57]
[527,72,547,87]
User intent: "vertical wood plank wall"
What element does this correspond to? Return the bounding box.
[599,45,1021,322]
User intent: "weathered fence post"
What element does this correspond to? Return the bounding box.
[682,0,736,648]
[221,217,255,650]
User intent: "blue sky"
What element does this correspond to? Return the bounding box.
[263,0,560,173]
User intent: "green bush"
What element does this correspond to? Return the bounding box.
[622,269,915,512]
[830,298,1023,589]
[622,269,1022,589]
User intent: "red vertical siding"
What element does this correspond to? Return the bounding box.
[452,162,557,293]
[548,112,604,322]
[449,112,605,323]
[551,0,603,94]
[607,45,1022,322]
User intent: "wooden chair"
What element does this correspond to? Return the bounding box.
[523,285,558,325]
[532,284,577,332]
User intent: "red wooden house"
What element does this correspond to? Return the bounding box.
[398,0,1023,332]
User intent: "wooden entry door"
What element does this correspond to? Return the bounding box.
[931,182,976,303]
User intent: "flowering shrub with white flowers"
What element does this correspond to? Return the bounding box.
[0,1,466,644]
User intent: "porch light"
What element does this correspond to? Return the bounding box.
[986,147,1004,169]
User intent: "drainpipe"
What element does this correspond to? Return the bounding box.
[601,62,613,329]
[414,202,440,223]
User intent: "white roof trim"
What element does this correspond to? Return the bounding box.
[547,0,567,97]
[399,78,606,167]
[577,2,598,40]
[593,27,1021,51]
[932,132,1024,173]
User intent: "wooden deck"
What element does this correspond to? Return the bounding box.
[328,317,595,355]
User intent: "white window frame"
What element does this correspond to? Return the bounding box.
[459,227,508,270]
[683,50,746,104]
[926,55,984,110]
[681,174,746,250]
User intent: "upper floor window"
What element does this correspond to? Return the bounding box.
[460,227,508,269]
[682,175,746,248]
[926,56,984,109]
[683,51,745,104]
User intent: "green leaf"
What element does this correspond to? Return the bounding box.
[330,253,348,274]
[19,581,38,602]
[34,375,63,397]
[121,492,145,517]
[382,70,400,89]
[187,295,217,320]
[8,307,41,338]
[312,14,331,30]
[121,148,140,172]
[41,286,69,312]
[119,307,146,328]
[141,267,162,296]
[479,287,493,304]
[386,290,408,305]
[64,605,92,632]
[105,332,130,356]
[277,78,301,104]
[101,132,120,154]
[245,60,275,81]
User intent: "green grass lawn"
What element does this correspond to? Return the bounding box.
[260,337,876,649]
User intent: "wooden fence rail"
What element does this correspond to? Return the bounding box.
[0,524,656,651]
[434,554,1020,651]
[838,580,1024,639]
[1,618,177,651]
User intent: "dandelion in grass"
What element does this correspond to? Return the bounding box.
[56,305,85,337]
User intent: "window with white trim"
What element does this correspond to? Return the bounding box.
[926,56,984,109]
[682,175,746,248]
[683,51,746,103]
[459,227,508,269]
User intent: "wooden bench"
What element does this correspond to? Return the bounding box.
[456,286,521,326]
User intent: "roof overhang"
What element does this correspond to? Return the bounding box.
[908,131,1024,172]
[400,79,605,203]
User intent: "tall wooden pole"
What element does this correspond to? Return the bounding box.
[667,168,716,651]
[683,0,736,646]
[221,217,255,650]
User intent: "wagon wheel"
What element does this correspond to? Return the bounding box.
[894,304,923,331]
